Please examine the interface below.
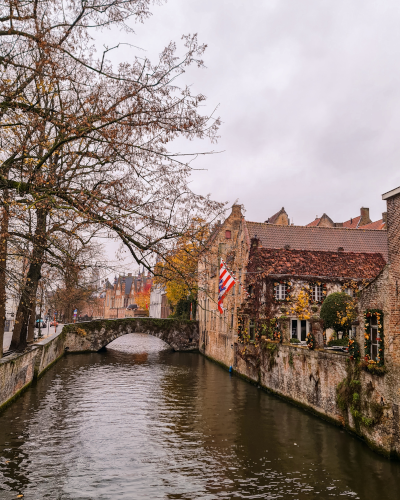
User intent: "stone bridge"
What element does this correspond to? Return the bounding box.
[61,318,199,353]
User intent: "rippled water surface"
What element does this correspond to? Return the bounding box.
[1,333,400,499]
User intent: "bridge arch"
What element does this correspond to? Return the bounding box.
[62,318,199,353]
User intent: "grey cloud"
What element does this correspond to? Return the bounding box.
[97,0,400,227]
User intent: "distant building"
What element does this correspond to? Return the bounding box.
[104,271,152,319]
[306,207,386,230]
[149,286,170,319]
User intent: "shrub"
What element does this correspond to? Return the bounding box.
[320,292,356,333]
[290,338,300,344]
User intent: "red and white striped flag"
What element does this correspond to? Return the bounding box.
[218,259,236,313]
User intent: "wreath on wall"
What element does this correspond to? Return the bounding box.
[305,281,327,304]
[306,331,315,350]
[364,309,384,367]
[273,280,293,302]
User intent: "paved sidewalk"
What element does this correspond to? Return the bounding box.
[3,324,64,352]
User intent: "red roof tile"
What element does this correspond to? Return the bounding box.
[306,218,321,227]
[250,248,386,280]
[342,215,361,229]
[359,219,386,230]
[245,221,388,260]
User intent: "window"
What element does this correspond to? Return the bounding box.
[225,230,231,239]
[232,283,235,296]
[231,313,234,329]
[370,315,379,361]
[275,283,287,300]
[312,285,322,302]
[291,319,298,339]
[249,319,255,341]
[291,319,308,341]
[345,288,354,297]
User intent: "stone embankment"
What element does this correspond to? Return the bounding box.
[203,339,397,459]
[0,318,199,412]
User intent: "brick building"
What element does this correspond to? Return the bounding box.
[104,272,152,319]
[198,204,388,367]
[198,187,400,457]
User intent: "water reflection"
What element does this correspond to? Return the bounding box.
[0,333,399,499]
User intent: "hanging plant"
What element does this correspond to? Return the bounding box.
[364,309,384,367]
[348,339,361,361]
[306,331,315,350]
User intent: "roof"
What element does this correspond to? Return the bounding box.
[359,219,386,230]
[250,248,386,280]
[306,217,321,227]
[267,207,286,224]
[342,216,361,229]
[245,221,388,260]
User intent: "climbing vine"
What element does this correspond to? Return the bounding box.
[290,289,311,320]
[348,339,361,361]
[336,362,384,429]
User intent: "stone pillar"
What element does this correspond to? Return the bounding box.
[280,318,290,343]
[311,318,324,349]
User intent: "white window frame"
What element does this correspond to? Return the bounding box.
[291,318,310,341]
[312,285,322,302]
[370,316,379,361]
[275,283,287,300]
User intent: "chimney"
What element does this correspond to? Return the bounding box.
[382,212,387,225]
[231,204,242,219]
[360,207,371,226]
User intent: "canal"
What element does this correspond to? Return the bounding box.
[0,334,400,499]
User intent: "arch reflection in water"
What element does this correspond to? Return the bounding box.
[0,333,399,499]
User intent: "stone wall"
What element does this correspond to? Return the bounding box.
[63,318,199,352]
[0,349,38,411]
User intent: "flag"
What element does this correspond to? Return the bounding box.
[218,259,236,313]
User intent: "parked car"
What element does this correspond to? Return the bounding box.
[35,319,47,329]
[50,320,59,327]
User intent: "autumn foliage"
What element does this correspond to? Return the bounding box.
[134,283,151,310]
[154,221,209,307]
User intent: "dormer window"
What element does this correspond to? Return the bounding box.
[225,230,231,239]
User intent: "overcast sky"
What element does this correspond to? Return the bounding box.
[98,0,400,268]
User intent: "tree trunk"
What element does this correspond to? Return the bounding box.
[10,207,47,351]
[26,297,36,343]
[0,188,9,358]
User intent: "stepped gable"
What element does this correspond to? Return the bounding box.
[244,222,388,260]
[250,248,386,280]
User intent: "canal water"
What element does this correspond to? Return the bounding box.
[0,334,400,499]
